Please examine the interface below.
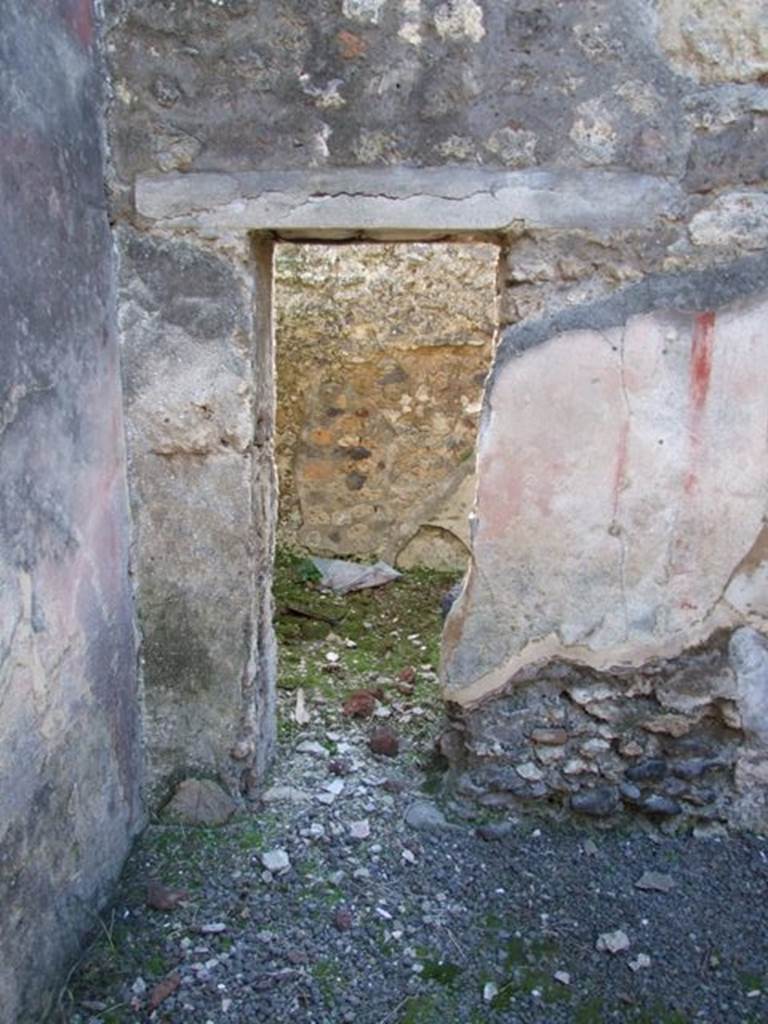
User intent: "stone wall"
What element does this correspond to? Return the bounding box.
[104,0,768,828]
[0,4,142,1020]
[274,242,496,568]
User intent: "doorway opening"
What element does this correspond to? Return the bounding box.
[270,240,500,740]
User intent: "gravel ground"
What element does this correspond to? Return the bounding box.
[59,566,768,1024]
[61,717,768,1024]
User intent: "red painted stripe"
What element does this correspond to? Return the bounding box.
[684,310,716,495]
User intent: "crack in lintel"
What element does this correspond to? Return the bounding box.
[135,167,681,235]
[295,185,501,204]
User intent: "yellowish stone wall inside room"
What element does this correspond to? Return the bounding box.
[274,243,498,570]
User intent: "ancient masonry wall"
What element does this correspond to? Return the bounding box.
[274,242,497,570]
[105,0,768,827]
[0,4,142,1020]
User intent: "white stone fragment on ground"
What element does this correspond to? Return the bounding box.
[374,706,392,717]
[199,922,227,934]
[596,929,630,954]
[554,971,571,985]
[344,638,357,648]
[401,848,417,864]
[634,870,675,893]
[349,818,371,839]
[629,953,652,972]
[262,785,311,804]
[325,651,340,663]
[131,977,147,996]
[483,982,499,1003]
[221,998,232,1012]
[296,740,328,758]
[261,849,291,873]
[317,777,345,804]
[311,556,401,594]
[293,688,311,725]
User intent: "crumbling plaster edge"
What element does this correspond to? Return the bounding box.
[441,602,748,710]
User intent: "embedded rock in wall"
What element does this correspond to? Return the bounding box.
[104,1,695,190]
[658,0,768,84]
[275,243,496,568]
[442,261,768,830]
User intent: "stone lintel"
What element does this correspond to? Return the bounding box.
[134,167,681,239]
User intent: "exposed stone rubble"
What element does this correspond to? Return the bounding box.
[444,630,768,830]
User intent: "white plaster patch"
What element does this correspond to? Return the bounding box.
[657,0,768,83]
[614,81,661,117]
[299,75,346,110]
[437,135,478,160]
[399,0,421,45]
[433,0,485,43]
[353,129,400,164]
[343,0,387,24]
[570,98,618,165]
[485,126,538,168]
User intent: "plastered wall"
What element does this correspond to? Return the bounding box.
[0,3,142,1019]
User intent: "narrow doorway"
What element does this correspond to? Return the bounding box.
[269,241,499,741]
